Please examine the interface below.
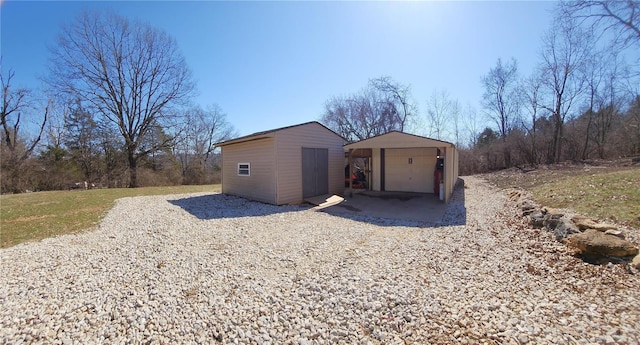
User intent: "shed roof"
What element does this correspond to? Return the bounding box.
[215,121,344,147]
[344,131,454,150]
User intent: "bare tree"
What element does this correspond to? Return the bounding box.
[576,48,627,160]
[461,103,481,148]
[369,76,417,132]
[481,58,519,140]
[48,11,194,187]
[621,95,640,155]
[1,70,47,161]
[538,19,592,163]
[43,98,69,151]
[321,77,417,142]
[591,54,626,158]
[519,73,545,165]
[560,1,639,50]
[450,101,462,147]
[1,70,49,193]
[425,89,459,141]
[175,104,236,184]
[322,95,372,142]
[481,58,520,167]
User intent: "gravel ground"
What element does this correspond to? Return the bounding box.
[1,176,638,345]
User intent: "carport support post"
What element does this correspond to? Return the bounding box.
[348,149,353,197]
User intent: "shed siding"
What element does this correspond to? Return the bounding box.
[444,146,459,203]
[275,123,345,205]
[221,138,277,204]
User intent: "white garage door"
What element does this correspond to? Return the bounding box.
[385,148,437,193]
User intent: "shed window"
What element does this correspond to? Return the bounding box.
[238,163,250,176]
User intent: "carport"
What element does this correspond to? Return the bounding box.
[321,191,448,223]
[344,131,459,203]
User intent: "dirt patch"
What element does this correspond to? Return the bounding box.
[5,215,55,223]
[479,159,639,190]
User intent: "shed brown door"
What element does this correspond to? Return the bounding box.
[302,148,329,198]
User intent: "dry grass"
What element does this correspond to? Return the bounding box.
[480,162,640,228]
[530,170,640,228]
[0,185,220,248]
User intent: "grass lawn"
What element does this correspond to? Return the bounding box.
[530,169,640,228]
[0,185,220,248]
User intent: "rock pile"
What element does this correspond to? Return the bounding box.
[508,189,640,266]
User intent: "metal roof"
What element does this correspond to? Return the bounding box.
[215,121,345,147]
[344,131,454,150]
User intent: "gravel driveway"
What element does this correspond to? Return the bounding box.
[1,176,638,344]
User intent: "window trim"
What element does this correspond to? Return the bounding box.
[237,162,250,176]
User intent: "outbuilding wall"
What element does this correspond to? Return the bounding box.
[345,131,459,202]
[275,123,346,205]
[444,146,459,203]
[221,138,277,204]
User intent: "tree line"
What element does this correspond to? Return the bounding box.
[322,1,640,175]
[1,12,235,193]
[2,2,639,193]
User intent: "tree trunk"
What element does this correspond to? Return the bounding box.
[530,126,538,166]
[128,153,138,188]
[503,142,511,168]
[581,101,594,160]
[554,123,564,163]
[551,98,564,164]
[549,123,560,164]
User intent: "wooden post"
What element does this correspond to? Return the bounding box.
[366,156,371,191]
[348,149,353,197]
[442,147,446,202]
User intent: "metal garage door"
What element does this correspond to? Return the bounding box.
[385,148,435,193]
[302,148,329,198]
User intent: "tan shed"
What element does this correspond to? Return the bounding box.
[215,121,346,205]
[344,132,459,203]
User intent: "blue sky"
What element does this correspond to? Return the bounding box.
[1,1,556,141]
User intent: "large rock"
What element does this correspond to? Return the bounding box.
[539,212,580,241]
[518,199,538,216]
[529,211,545,229]
[553,216,580,241]
[542,207,564,217]
[542,213,563,230]
[604,229,625,239]
[632,254,640,269]
[566,229,639,257]
[571,215,617,231]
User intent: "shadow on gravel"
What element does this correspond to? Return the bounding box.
[319,178,467,228]
[441,178,467,226]
[169,180,467,227]
[168,194,304,220]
